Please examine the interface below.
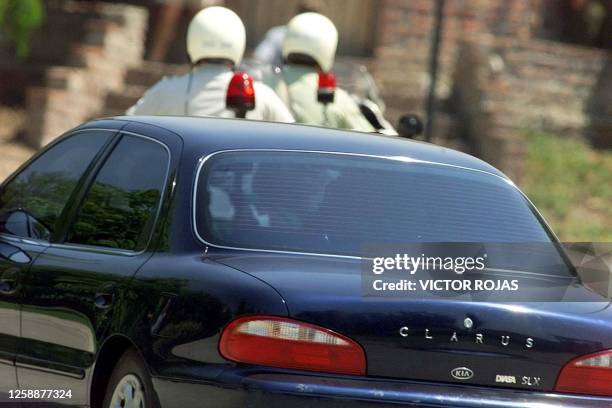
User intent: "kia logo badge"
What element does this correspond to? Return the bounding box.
[451,367,474,380]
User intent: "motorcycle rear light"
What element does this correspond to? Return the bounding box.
[226,71,255,113]
[555,349,612,396]
[219,315,366,375]
[318,72,336,104]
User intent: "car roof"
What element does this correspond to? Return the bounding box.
[103,116,507,179]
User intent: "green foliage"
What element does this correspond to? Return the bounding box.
[0,0,44,59]
[0,171,160,250]
[70,182,160,251]
[1,171,76,233]
[522,130,612,242]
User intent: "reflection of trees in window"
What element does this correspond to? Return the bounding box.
[0,132,110,240]
[0,171,78,235]
[69,182,161,251]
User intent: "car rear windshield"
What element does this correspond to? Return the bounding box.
[195,151,555,256]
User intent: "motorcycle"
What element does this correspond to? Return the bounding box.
[239,59,424,139]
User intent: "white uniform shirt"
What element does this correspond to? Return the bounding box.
[273,65,375,132]
[127,65,294,123]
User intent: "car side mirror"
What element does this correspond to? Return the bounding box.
[397,114,424,139]
[0,210,51,241]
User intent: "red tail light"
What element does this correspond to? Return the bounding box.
[555,349,612,396]
[226,71,255,115]
[219,316,366,375]
[318,72,336,104]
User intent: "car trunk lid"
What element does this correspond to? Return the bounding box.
[214,253,612,392]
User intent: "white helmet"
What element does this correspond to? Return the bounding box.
[186,7,246,66]
[282,12,338,72]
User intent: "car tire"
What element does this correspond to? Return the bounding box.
[101,348,160,408]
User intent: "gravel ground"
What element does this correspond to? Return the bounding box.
[0,108,36,183]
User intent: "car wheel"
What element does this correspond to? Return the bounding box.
[102,348,160,408]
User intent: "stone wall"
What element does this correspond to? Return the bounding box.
[372,0,533,117]
[451,37,612,181]
[372,0,611,181]
[23,2,147,147]
[450,39,527,180]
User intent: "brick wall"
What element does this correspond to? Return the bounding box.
[372,0,611,181]
[483,39,610,143]
[23,2,147,147]
[372,0,534,117]
[451,37,612,181]
[450,39,527,180]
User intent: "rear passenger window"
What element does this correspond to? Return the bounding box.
[67,135,169,251]
[0,131,112,241]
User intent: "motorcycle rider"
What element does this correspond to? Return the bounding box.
[253,0,324,68]
[274,12,374,131]
[127,6,294,122]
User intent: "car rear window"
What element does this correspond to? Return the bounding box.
[195,151,554,256]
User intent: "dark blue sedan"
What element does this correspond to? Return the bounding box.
[0,116,610,407]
